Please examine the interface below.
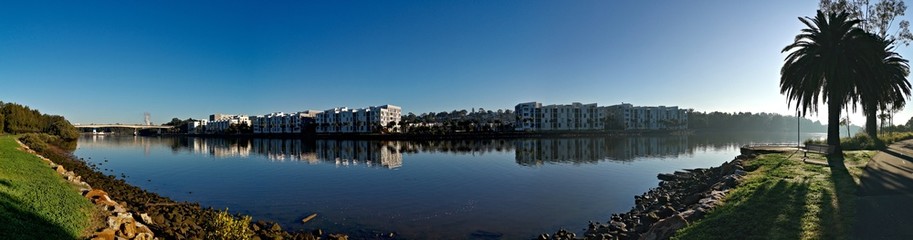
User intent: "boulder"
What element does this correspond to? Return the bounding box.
[270,223,282,232]
[139,213,154,225]
[134,232,154,240]
[639,215,688,240]
[328,233,349,240]
[55,165,66,174]
[91,228,116,240]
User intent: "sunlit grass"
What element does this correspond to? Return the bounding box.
[673,153,860,240]
[0,135,96,239]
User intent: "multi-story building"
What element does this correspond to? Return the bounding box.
[603,103,688,130]
[252,111,319,134]
[515,102,604,131]
[187,119,208,133]
[316,105,402,133]
[205,114,251,133]
[515,102,688,131]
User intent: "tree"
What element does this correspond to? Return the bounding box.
[821,0,913,140]
[781,10,872,156]
[855,33,911,141]
[820,0,913,45]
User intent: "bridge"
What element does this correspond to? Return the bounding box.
[74,124,173,129]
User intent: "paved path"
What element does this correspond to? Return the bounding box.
[854,140,913,239]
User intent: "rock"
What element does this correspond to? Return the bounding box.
[656,206,677,219]
[537,233,549,240]
[328,233,349,240]
[657,173,676,181]
[153,214,165,225]
[270,223,282,232]
[134,232,153,240]
[679,209,705,222]
[91,228,116,240]
[735,169,748,176]
[139,213,153,225]
[55,165,66,174]
[640,215,688,240]
[116,216,137,238]
[112,204,127,214]
[85,189,107,199]
[610,220,627,232]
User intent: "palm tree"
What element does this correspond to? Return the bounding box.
[856,33,911,143]
[781,10,871,156]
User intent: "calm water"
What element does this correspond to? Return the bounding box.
[74,133,824,239]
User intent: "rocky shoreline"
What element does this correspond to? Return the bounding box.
[19,136,380,240]
[541,153,756,240]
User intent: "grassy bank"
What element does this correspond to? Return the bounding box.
[673,152,868,240]
[0,135,96,239]
[806,132,913,150]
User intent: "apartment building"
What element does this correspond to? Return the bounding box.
[251,110,319,134]
[315,105,402,133]
[515,102,688,131]
[603,103,688,130]
[205,114,251,133]
[514,102,604,131]
[187,119,208,133]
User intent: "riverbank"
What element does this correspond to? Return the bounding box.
[541,147,872,240]
[17,134,370,240]
[0,135,97,239]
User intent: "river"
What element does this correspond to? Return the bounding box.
[74,132,824,239]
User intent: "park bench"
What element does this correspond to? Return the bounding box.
[804,143,835,158]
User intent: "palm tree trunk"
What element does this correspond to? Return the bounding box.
[865,108,878,139]
[828,98,843,156]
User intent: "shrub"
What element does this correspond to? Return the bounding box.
[204,209,254,240]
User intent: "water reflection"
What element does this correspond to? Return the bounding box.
[514,136,690,166]
[78,132,825,169]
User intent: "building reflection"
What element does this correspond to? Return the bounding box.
[514,136,690,166]
[178,138,404,169]
[83,132,823,169]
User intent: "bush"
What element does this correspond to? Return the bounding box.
[18,133,77,152]
[19,133,56,152]
[204,209,254,240]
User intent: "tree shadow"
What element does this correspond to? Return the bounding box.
[0,191,77,239]
[825,154,857,238]
[676,179,810,240]
[0,178,11,188]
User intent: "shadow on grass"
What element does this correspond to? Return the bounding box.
[825,154,857,239]
[0,191,77,240]
[675,179,810,240]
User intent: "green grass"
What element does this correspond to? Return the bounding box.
[673,153,861,240]
[0,135,96,239]
[805,131,913,150]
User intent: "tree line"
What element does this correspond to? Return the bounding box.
[687,111,834,133]
[0,101,79,140]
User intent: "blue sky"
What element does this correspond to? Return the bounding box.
[1,0,906,125]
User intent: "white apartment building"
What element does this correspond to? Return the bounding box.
[515,102,604,131]
[603,103,688,130]
[316,105,402,133]
[515,102,688,131]
[187,119,208,133]
[205,114,251,133]
[252,110,319,134]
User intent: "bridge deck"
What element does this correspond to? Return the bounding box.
[74,124,173,129]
